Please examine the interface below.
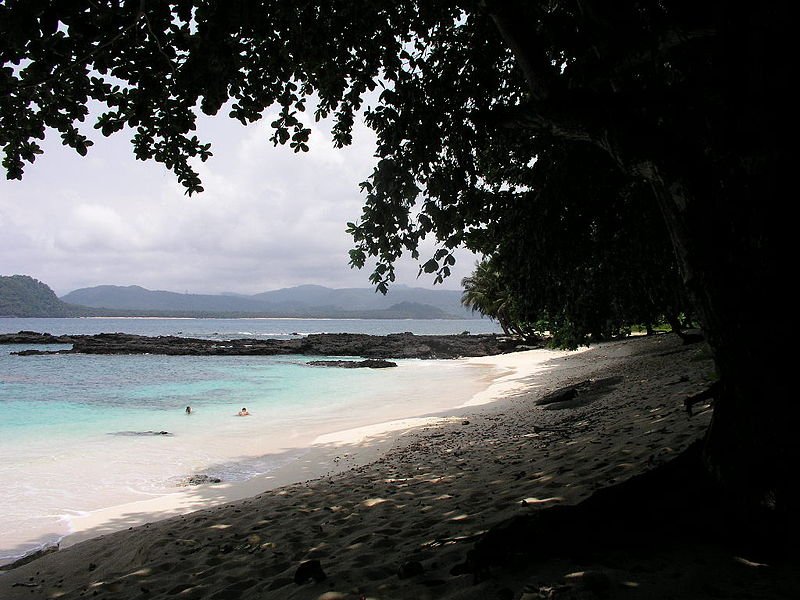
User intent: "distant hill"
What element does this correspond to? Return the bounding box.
[61,285,274,313]
[250,284,469,315]
[0,275,75,317]
[59,283,472,319]
[351,301,451,319]
[0,276,474,319]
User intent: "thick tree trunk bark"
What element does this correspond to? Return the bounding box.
[649,3,795,521]
[650,173,796,521]
[490,0,796,522]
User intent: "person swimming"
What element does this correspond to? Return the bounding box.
[237,407,250,416]
[185,406,192,415]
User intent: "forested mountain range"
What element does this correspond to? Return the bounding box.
[61,283,468,316]
[1,276,471,319]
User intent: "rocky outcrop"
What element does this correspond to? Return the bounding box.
[0,331,78,344]
[177,474,222,486]
[307,359,397,368]
[108,430,173,436]
[6,331,525,359]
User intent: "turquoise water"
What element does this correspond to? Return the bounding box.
[0,318,499,564]
[3,349,325,439]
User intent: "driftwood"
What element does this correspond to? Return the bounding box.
[535,377,623,410]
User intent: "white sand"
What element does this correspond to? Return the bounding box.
[3,334,796,599]
[60,346,574,549]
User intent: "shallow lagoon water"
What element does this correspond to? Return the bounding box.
[0,318,499,564]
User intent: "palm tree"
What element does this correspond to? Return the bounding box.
[461,259,518,336]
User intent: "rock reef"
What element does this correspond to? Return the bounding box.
[306,359,397,368]
[3,331,522,359]
[0,331,78,344]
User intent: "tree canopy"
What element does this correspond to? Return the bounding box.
[1,1,705,290]
[1,2,794,512]
[462,143,691,347]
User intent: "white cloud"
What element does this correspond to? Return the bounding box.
[0,111,480,296]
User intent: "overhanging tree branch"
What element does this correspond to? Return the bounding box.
[484,1,556,102]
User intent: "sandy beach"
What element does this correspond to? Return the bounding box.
[1,333,797,599]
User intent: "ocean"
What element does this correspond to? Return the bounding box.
[0,317,501,565]
[0,316,500,339]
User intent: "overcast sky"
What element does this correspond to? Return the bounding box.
[0,109,479,297]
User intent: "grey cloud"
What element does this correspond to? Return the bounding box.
[0,111,480,296]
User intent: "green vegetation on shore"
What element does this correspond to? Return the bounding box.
[0,275,73,317]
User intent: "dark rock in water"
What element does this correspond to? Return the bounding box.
[307,359,397,369]
[398,560,425,579]
[293,559,326,584]
[11,349,69,356]
[0,543,59,571]
[10,331,519,359]
[0,331,78,345]
[178,474,222,487]
[109,430,173,437]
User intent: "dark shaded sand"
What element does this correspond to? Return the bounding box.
[1,334,797,599]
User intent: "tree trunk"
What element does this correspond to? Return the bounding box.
[646,4,795,522]
[490,1,796,521]
[651,174,796,522]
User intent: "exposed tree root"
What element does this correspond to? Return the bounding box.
[684,381,720,416]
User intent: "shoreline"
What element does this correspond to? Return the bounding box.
[38,346,576,557]
[0,349,503,566]
[5,334,790,599]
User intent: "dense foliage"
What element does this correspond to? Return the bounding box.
[461,258,534,338]
[0,274,70,317]
[0,0,692,337]
[462,144,691,347]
